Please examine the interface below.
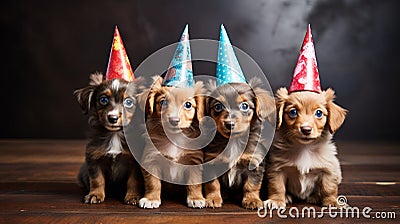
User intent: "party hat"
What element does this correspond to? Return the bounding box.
[216,24,246,86]
[162,24,194,88]
[288,24,321,93]
[105,26,135,81]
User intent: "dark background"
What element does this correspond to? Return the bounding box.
[1,0,399,141]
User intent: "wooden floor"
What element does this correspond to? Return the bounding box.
[0,140,398,223]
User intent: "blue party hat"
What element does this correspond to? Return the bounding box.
[163,24,194,88]
[216,24,246,86]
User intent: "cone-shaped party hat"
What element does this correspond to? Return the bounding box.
[105,26,135,81]
[216,24,246,86]
[162,24,194,88]
[288,24,321,93]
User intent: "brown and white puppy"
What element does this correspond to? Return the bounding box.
[137,76,205,209]
[74,73,143,205]
[265,88,347,209]
[203,78,275,209]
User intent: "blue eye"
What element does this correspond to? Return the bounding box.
[99,95,109,105]
[214,103,223,112]
[315,109,324,118]
[239,102,249,112]
[288,108,297,118]
[124,98,134,108]
[184,102,192,110]
[160,99,167,107]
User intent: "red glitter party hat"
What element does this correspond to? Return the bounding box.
[288,24,321,93]
[105,26,135,81]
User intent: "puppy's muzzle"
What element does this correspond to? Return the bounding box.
[300,125,312,136]
[224,121,235,130]
[168,116,180,127]
[107,115,119,124]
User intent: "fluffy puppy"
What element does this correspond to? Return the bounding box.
[203,78,275,209]
[265,88,347,209]
[74,73,143,205]
[137,76,205,209]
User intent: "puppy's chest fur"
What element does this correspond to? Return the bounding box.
[270,136,340,199]
[207,136,265,188]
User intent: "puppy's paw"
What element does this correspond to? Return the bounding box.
[84,193,105,204]
[187,197,206,209]
[322,196,347,208]
[205,195,223,208]
[242,197,263,210]
[124,194,140,205]
[139,197,161,209]
[263,199,286,209]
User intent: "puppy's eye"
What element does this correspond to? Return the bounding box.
[214,103,224,112]
[124,98,134,108]
[160,99,167,107]
[99,95,109,105]
[288,108,297,118]
[315,109,324,118]
[239,102,249,112]
[183,102,192,110]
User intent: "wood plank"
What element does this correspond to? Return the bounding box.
[0,140,399,223]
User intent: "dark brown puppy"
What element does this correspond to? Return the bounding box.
[74,73,143,205]
[203,78,275,209]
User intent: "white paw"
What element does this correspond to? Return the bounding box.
[263,199,286,210]
[187,198,206,208]
[139,197,161,209]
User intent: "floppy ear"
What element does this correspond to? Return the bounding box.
[323,88,347,133]
[253,87,275,123]
[194,81,205,122]
[74,85,96,114]
[138,76,163,117]
[275,87,289,130]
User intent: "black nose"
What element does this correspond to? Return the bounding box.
[108,115,119,124]
[169,117,180,126]
[224,121,235,130]
[300,126,312,136]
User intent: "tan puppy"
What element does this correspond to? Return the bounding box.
[138,76,205,209]
[265,87,347,209]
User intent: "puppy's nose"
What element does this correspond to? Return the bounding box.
[300,126,312,136]
[168,117,180,126]
[108,115,119,124]
[224,121,235,130]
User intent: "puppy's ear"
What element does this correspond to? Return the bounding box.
[74,86,96,114]
[139,76,163,116]
[323,88,347,133]
[275,87,289,130]
[253,87,275,123]
[194,81,205,121]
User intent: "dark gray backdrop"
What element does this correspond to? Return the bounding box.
[1,0,399,140]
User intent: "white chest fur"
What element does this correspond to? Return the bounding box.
[107,133,123,156]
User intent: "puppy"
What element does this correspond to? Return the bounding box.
[264,88,347,209]
[74,73,143,205]
[203,78,275,209]
[137,76,206,209]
